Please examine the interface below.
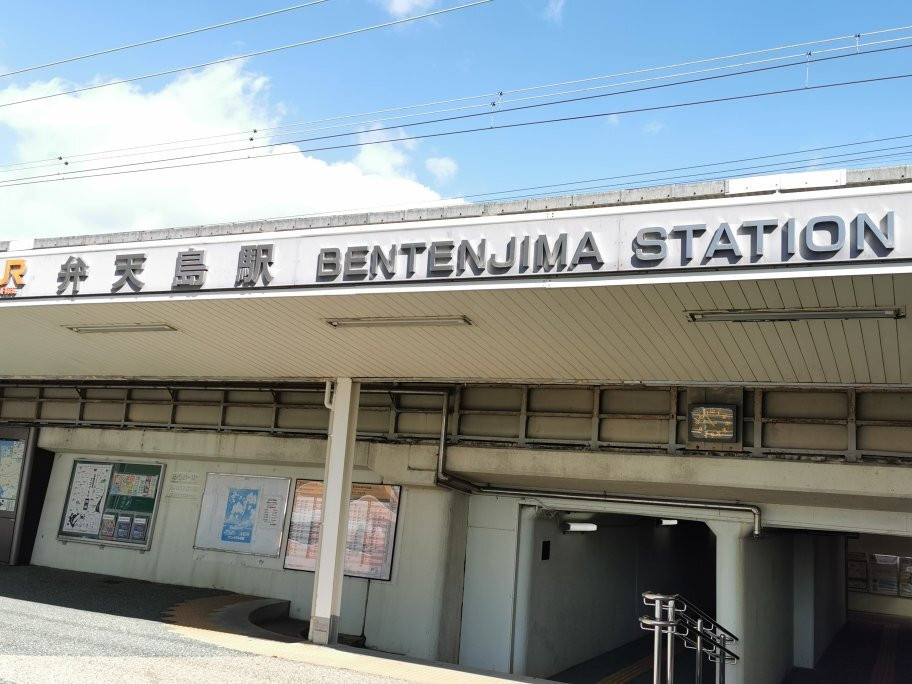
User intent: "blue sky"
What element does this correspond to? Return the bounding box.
[0,0,911,237]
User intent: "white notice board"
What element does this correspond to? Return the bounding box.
[194,473,290,557]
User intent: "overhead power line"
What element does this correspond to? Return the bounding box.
[4,23,911,171]
[0,1,335,80]
[0,0,494,110]
[0,69,910,189]
[0,43,909,185]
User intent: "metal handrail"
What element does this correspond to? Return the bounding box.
[639,591,739,684]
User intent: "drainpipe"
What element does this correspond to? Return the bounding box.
[428,390,762,537]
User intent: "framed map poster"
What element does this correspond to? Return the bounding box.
[193,473,290,557]
[284,480,401,581]
[58,460,164,550]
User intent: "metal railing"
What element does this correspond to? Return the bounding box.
[639,592,739,684]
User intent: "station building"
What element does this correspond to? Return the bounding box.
[0,165,911,683]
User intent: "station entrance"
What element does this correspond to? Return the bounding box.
[510,508,716,681]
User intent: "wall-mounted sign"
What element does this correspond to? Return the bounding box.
[869,554,900,596]
[193,473,290,557]
[847,551,869,592]
[0,439,26,512]
[284,480,401,581]
[688,404,738,442]
[0,192,908,301]
[58,460,164,550]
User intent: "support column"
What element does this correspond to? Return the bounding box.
[309,378,360,645]
[706,520,753,684]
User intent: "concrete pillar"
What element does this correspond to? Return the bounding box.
[706,520,753,684]
[308,378,360,645]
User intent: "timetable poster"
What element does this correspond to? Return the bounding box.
[284,481,401,581]
[61,463,113,535]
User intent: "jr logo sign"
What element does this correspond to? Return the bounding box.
[0,259,26,297]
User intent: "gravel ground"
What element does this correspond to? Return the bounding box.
[0,565,401,684]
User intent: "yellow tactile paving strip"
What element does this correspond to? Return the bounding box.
[163,594,528,683]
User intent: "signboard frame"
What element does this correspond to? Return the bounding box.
[57,460,165,551]
[193,473,291,558]
[283,479,402,581]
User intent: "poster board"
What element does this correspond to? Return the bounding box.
[0,439,26,513]
[58,460,164,550]
[846,551,869,592]
[869,554,900,596]
[193,473,290,557]
[284,480,401,580]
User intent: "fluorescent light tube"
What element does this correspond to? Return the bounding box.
[65,323,177,334]
[561,522,598,533]
[659,519,679,526]
[688,307,904,323]
[326,315,472,328]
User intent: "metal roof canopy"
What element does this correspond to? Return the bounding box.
[0,166,909,385]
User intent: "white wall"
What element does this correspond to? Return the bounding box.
[30,428,467,663]
[458,496,519,673]
[743,535,794,684]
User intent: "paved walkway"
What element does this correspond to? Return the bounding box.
[0,565,534,684]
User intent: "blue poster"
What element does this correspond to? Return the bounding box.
[220,488,259,544]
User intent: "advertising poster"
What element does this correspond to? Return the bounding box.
[114,515,133,540]
[61,463,113,535]
[900,557,912,598]
[846,551,869,592]
[110,473,158,498]
[99,514,117,539]
[870,554,900,596]
[284,481,401,581]
[0,439,25,513]
[220,488,259,544]
[193,474,290,557]
[130,516,149,542]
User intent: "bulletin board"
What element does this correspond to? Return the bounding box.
[58,460,165,550]
[193,473,291,557]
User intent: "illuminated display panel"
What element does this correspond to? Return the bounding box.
[688,404,738,443]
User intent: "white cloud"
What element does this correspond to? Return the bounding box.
[606,114,620,125]
[642,120,666,135]
[0,63,449,239]
[543,0,566,23]
[354,126,419,179]
[371,0,435,18]
[425,156,458,183]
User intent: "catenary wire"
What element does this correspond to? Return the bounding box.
[0,0,494,111]
[2,22,910,170]
[0,69,910,189]
[7,32,912,176]
[1,44,909,186]
[0,1,335,80]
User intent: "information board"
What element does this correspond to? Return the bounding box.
[284,481,401,580]
[58,461,164,549]
[0,439,26,513]
[870,554,900,596]
[846,551,869,592]
[193,473,290,557]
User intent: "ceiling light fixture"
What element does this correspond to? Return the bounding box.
[561,522,598,533]
[688,307,904,323]
[65,323,177,334]
[326,315,472,329]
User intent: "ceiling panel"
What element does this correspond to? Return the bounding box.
[0,274,905,385]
